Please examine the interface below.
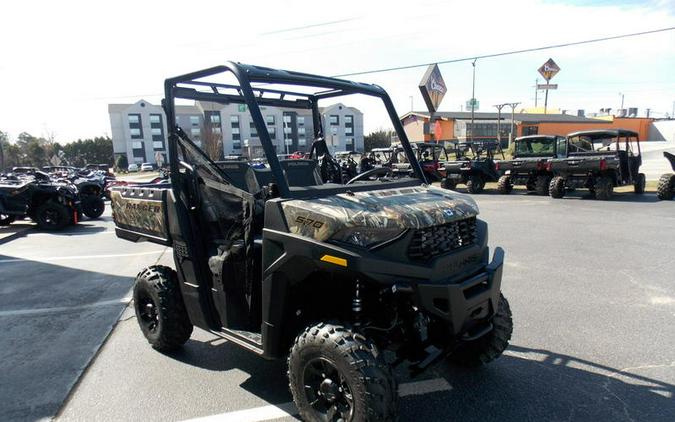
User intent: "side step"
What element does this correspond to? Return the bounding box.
[211,328,264,355]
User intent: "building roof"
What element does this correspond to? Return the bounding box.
[401,111,607,124]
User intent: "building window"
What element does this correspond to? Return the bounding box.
[153,141,164,149]
[345,115,353,125]
[346,138,354,152]
[209,113,220,123]
[266,115,275,125]
[190,116,200,127]
[150,114,161,124]
[329,115,339,125]
[345,126,353,136]
[151,128,162,136]
[233,140,241,149]
[191,127,201,137]
[213,127,222,134]
[269,127,276,139]
[283,115,292,123]
[299,134,306,147]
[132,141,143,149]
[230,115,240,125]
[232,127,240,135]
[128,114,142,138]
[297,116,305,126]
[298,127,305,135]
[232,133,241,141]
[249,122,258,137]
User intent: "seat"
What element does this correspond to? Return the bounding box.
[279,159,323,187]
[252,167,275,188]
[215,161,260,193]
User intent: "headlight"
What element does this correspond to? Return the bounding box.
[331,227,405,248]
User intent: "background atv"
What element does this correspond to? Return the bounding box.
[657,151,675,200]
[442,140,504,194]
[0,174,80,230]
[111,62,512,421]
[391,142,449,183]
[548,129,645,200]
[496,135,565,195]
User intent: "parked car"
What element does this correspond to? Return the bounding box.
[127,164,139,172]
[140,163,154,172]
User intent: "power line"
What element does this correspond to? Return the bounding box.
[333,27,675,77]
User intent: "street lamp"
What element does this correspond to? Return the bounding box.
[507,102,520,147]
[619,92,625,115]
[470,58,477,141]
[494,104,507,145]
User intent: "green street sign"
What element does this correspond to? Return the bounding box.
[238,104,247,112]
[466,98,479,111]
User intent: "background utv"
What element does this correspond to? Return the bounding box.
[111,62,513,421]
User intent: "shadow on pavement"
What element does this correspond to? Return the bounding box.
[0,255,134,422]
[166,340,674,422]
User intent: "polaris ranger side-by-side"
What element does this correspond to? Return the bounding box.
[496,135,565,195]
[441,140,504,194]
[111,63,512,422]
[548,129,645,200]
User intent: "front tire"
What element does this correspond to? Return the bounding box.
[288,322,398,422]
[497,175,512,194]
[82,196,105,219]
[449,294,513,367]
[633,173,646,194]
[35,201,71,230]
[535,175,552,196]
[549,176,565,199]
[133,265,193,352]
[441,178,457,190]
[657,173,675,200]
[466,175,485,194]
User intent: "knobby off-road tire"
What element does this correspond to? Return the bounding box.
[82,196,105,219]
[288,322,398,422]
[633,173,646,195]
[441,178,457,190]
[35,201,71,230]
[549,176,565,199]
[466,175,485,194]
[535,175,552,196]
[0,214,15,226]
[497,175,513,194]
[594,176,614,200]
[449,294,513,367]
[657,173,675,200]
[133,265,193,352]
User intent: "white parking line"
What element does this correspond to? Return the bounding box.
[0,250,164,264]
[184,378,451,422]
[0,297,131,317]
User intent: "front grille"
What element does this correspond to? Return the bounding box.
[408,217,477,261]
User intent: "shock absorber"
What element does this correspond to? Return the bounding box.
[352,279,362,326]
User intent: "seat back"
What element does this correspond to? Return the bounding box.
[214,161,260,193]
[279,159,323,187]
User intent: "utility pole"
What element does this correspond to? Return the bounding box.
[494,104,507,145]
[646,108,651,118]
[470,58,477,141]
[507,102,520,147]
[619,92,625,115]
[535,78,539,107]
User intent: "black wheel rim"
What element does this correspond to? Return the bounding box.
[138,293,159,333]
[42,208,61,226]
[302,357,354,422]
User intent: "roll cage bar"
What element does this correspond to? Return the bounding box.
[163,62,425,198]
[565,129,641,156]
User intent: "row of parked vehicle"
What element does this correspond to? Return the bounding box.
[0,164,113,230]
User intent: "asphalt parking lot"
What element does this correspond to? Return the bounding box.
[2,190,674,422]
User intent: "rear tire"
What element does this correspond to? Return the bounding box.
[449,294,513,367]
[133,265,193,352]
[657,173,674,200]
[549,176,565,199]
[535,175,551,196]
[82,196,105,219]
[35,201,71,230]
[288,322,398,422]
[0,214,15,226]
[633,173,646,194]
[497,175,512,194]
[594,176,614,200]
[466,175,485,194]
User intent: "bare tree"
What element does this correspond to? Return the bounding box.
[202,119,223,161]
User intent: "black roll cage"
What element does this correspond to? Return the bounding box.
[163,62,426,198]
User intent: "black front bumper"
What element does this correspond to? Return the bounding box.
[416,247,504,337]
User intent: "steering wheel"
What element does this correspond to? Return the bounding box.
[346,167,394,185]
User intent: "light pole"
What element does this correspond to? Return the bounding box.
[619,92,625,115]
[470,58,477,141]
[494,104,507,145]
[507,102,520,147]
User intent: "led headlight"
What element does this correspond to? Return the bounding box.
[331,227,405,249]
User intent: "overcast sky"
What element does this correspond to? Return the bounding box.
[0,0,673,142]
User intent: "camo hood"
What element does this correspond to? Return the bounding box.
[282,185,478,242]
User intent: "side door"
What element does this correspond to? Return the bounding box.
[170,131,258,332]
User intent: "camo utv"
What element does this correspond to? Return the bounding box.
[496,135,565,195]
[111,62,513,421]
